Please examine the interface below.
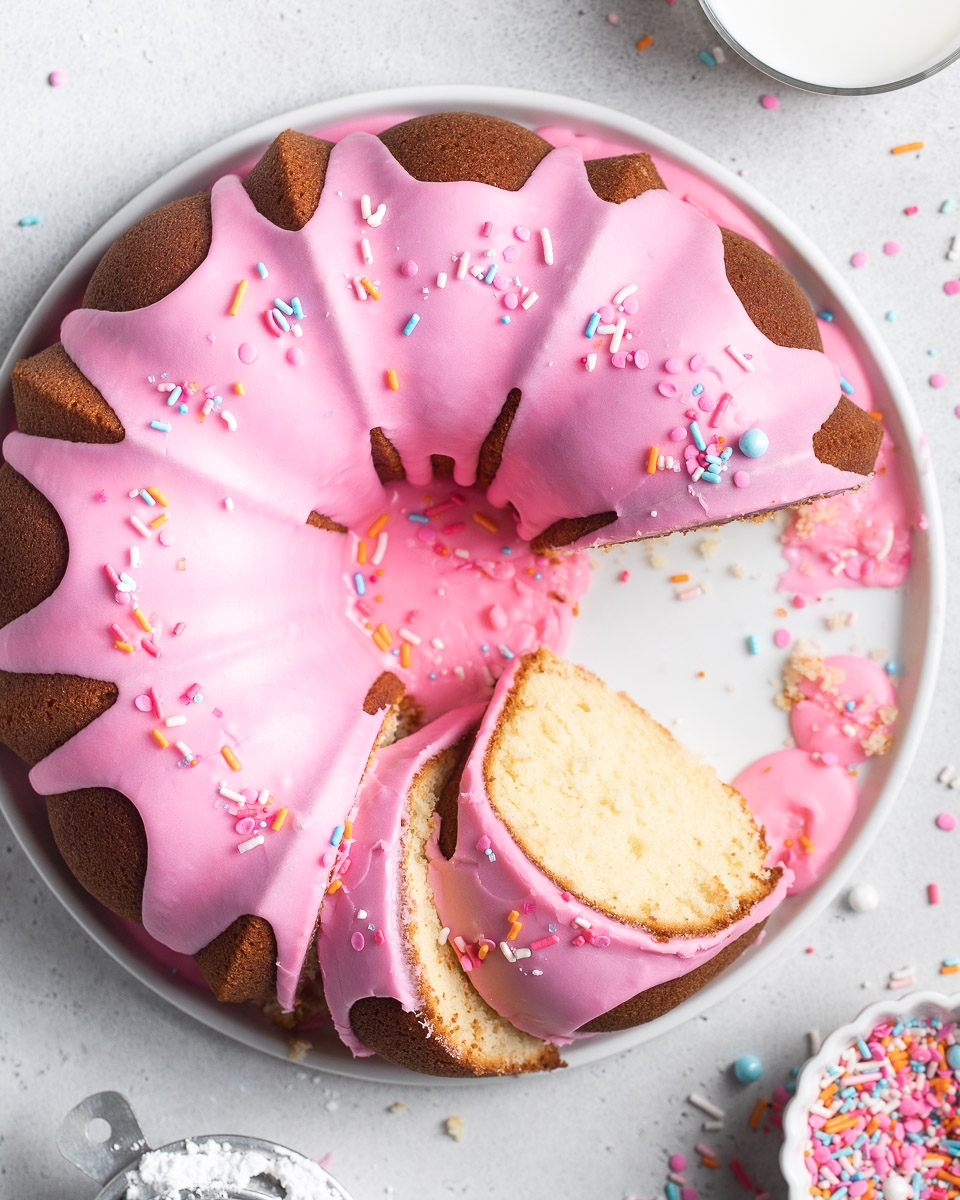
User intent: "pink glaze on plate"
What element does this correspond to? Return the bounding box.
[428,659,790,1043]
[733,749,858,895]
[318,705,483,1056]
[789,653,898,766]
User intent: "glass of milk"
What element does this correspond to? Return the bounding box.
[699,0,960,93]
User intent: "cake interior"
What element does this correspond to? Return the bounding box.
[401,743,560,1074]
[485,649,776,938]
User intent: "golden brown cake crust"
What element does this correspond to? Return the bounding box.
[12,342,124,444]
[0,464,70,628]
[0,671,117,765]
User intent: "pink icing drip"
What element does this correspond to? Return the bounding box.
[733,749,859,895]
[317,705,483,1056]
[789,654,897,767]
[427,660,789,1043]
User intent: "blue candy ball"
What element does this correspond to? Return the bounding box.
[739,428,769,458]
[733,1053,764,1082]
[947,1044,960,1070]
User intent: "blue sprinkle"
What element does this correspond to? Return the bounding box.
[840,376,855,395]
[408,512,429,524]
[846,700,856,711]
[353,572,366,596]
[698,50,716,66]
[702,470,722,483]
[928,347,937,356]
[391,648,399,656]
[885,661,898,674]
[166,385,183,407]
[274,297,293,315]
[499,644,515,660]
[193,693,203,703]
[501,315,511,324]
[291,296,304,319]
[747,635,759,655]
[271,307,290,332]
[705,453,722,465]
[513,275,520,286]
[720,446,733,460]
[259,820,267,828]
[689,420,706,451]
[484,263,498,284]
[501,547,512,555]
[817,310,835,322]
[256,261,269,278]
[942,198,956,213]
[429,672,437,680]
[139,490,157,506]
[178,404,188,414]
[886,310,897,321]
[480,644,489,653]
[945,956,959,966]
[149,420,171,432]
[585,312,601,338]
[692,383,704,396]
[212,395,222,407]
[666,1182,681,1200]
[18,214,41,226]
[331,824,345,847]
[402,313,420,336]
[534,572,542,579]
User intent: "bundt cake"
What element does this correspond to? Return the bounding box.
[0,111,879,1071]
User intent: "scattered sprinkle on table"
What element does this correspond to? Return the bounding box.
[760,94,780,110]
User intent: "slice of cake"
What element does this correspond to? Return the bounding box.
[318,705,562,1077]
[428,648,787,1042]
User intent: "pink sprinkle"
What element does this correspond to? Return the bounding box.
[930,373,948,388]
[375,929,385,945]
[905,205,919,214]
[571,934,586,947]
[709,392,732,428]
[503,244,520,262]
[114,591,130,606]
[481,221,492,237]
[664,357,684,374]
[318,1153,333,1170]
[172,622,186,637]
[774,628,791,648]
[476,835,492,851]
[134,694,152,712]
[936,812,958,831]
[669,1154,687,1172]
[398,259,418,277]
[619,570,630,582]
[236,817,255,836]
[929,882,941,904]
[681,1188,697,1200]
[668,426,687,442]
[48,70,65,86]
[760,94,780,110]
[698,395,714,412]
[733,470,750,487]
[851,250,868,268]
[622,295,640,315]
[820,751,839,767]
[503,292,519,310]
[530,935,560,951]
[611,351,628,368]
[351,931,365,951]
[493,274,509,291]
[689,354,706,371]
[95,490,107,502]
[513,225,530,241]
[792,595,807,608]
[287,347,304,365]
[658,380,679,397]
[237,342,257,364]
[598,305,616,323]
[158,530,175,546]
[561,892,572,902]
[883,240,901,256]
[607,11,619,23]
[633,348,649,369]
[944,279,960,295]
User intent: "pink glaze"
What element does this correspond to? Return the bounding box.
[344,482,589,722]
[734,749,858,894]
[318,705,482,1056]
[428,660,789,1043]
[789,654,897,766]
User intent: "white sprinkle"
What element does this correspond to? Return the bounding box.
[532,969,543,976]
[609,317,626,353]
[292,322,302,337]
[165,715,187,727]
[521,290,539,310]
[174,740,194,759]
[573,916,592,929]
[874,526,895,561]
[585,353,597,372]
[702,1120,724,1132]
[688,1092,725,1120]
[201,396,215,416]
[951,776,960,790]
[258,789,270,806]
[471,266,486,280]
[499,941,516,963]
[224,497,234,511]
[807,1029,822,1056]
[218,784,246,804]
[130,515,153,538]
[398,627,422,645]
[356,909,368,920]
[438,927,450,946]
[841,722,859,737]
[456,251,470,280]
[454,547,470,558]
[725,343,755,372]
[452,935,467,953]
[371,531,388,566]
[513,947,531,959]
[712,44,726,62]
[595,323,617,335]
[220,410,237,431]
[367,203,386,228]
[948,235,960,262]
[360,194,372,220]
[612,283,638,304]
[540,227,554,265]
[691,466,705,482]
[238,834,265,854]
[657,455,666,471]
[830,560,847,576]
[360,237,373,264]
[939,765,956,784]
[454,666,465,680]
[436,272,447,288]
[352,276,367,301]
[890,965,917,980]
[431,637,445,650]
[129,546,142,568]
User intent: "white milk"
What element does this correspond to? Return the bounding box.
[704,0,960,89]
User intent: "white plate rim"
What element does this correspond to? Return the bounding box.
[0,83,945,1087]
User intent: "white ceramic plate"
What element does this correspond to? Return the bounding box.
[0,85,945,1085]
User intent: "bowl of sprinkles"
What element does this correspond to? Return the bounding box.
[782,992,960,1199]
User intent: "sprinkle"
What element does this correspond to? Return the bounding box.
[174,740,194,760]
[402,313,420,336]
[613,284,638,303]
[748,1099,768,1129]
[725,344,754,372]
[18,214,41,226]
[368,203,386,227]
[146,487,167,506]
[499,941,516,963]
[688,1093,725,1120]
[521,290,539,310]
[130,515,152,538]
[540,227,554,265]
[585,312,601,338]
[840,376,855,395]
[400,642,412,669]
[220,410,238,431]
[472,512,499,534]
[689,421,706,451]
[353,572,366,596]
[151,729,169,748]
[456,251,470,280]
[221,745,241,771]
[229,280,248,315]
[165,386,183,408]
[760,93,780,110]
[218,785,246,803]
[699,49,716,66]
[360,194,371,220]
[371,532,388,565]
[530,935,560,951]
[149,513,168,530]
[327,879,342,894]
[929,882,941,904]
[238,835,264,853]
[747,635,759,655]
[585,353,597,372]
[891,141,924,154]
[636,33,653,49]
[851,250,869,268]
[255,261,268,278]
[375,623,393,647]
[360,277,381,300]
[647,446,659,474]
[150,420,171,432]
